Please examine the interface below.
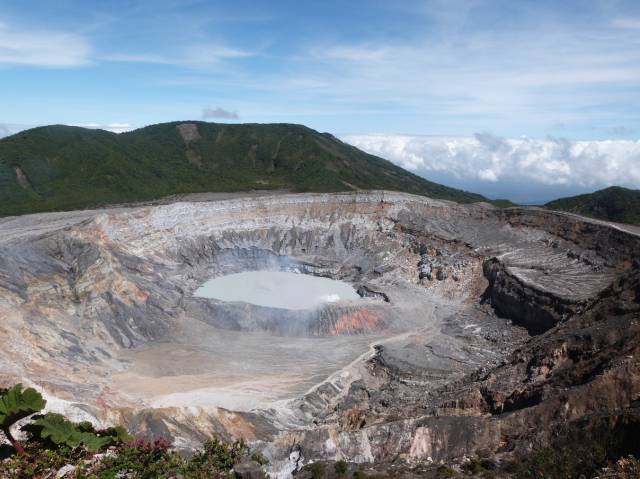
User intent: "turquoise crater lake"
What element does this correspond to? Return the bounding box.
[194,271,360,310]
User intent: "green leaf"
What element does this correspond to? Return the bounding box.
[77,421,96,433]
[75,432,112,452]
[105,425,131,443]
[33,413,77,445]
[33,413,114,452]
[0,384,46,430]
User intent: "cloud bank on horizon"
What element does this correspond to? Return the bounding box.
[343,134,640,204]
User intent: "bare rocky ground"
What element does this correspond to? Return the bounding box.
[0,191,638,477]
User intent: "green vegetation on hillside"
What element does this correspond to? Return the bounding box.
[545,186,640,225]
[0,122,487,216]
[0,384,264,478]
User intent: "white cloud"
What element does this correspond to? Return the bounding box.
[103,53,172,65]
[321,45,390,62]
[273,16,640,136]
[202,107,239,119]
[0,21,91,67]
[342,134,640,190]
[0,124,11,138]
[478,168,498,182]
[81,123,133,134]
[104,44,253,67]
[187,45,252,60]
[612,18,640,29]
[0,123,34,138]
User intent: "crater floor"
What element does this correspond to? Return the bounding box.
[112,315,381,410]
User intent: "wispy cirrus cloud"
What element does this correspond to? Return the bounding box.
[275,8,640,137]
[104,44,253,67]
[611,17,640,29]
[103,53,172,65]
[0,21,91,67]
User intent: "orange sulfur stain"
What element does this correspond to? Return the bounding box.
[331,309,385,335]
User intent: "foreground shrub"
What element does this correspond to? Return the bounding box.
[0,442,87,479]
[0,383,263,478]
[183,437,245,475]
[334,459,348,474]
[0,384,46,454]
[93,437,183,479]
[1,434,257,478]
[595,455,640,479]
[28,413,129,452]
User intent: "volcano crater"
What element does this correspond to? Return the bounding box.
[1,190,636,473]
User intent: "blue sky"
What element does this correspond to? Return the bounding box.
[1,0,639,202]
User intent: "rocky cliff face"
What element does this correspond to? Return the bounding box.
[0,191,637,476]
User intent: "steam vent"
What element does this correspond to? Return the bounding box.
[1,191,639,476]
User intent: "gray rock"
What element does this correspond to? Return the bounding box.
[56,465,76,478]
[234,459,267,478]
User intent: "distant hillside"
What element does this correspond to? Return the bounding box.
[0,121,488,216]
[545,186,640,225]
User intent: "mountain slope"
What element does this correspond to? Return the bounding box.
[0,122,486,216]
[545,186,640,225]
